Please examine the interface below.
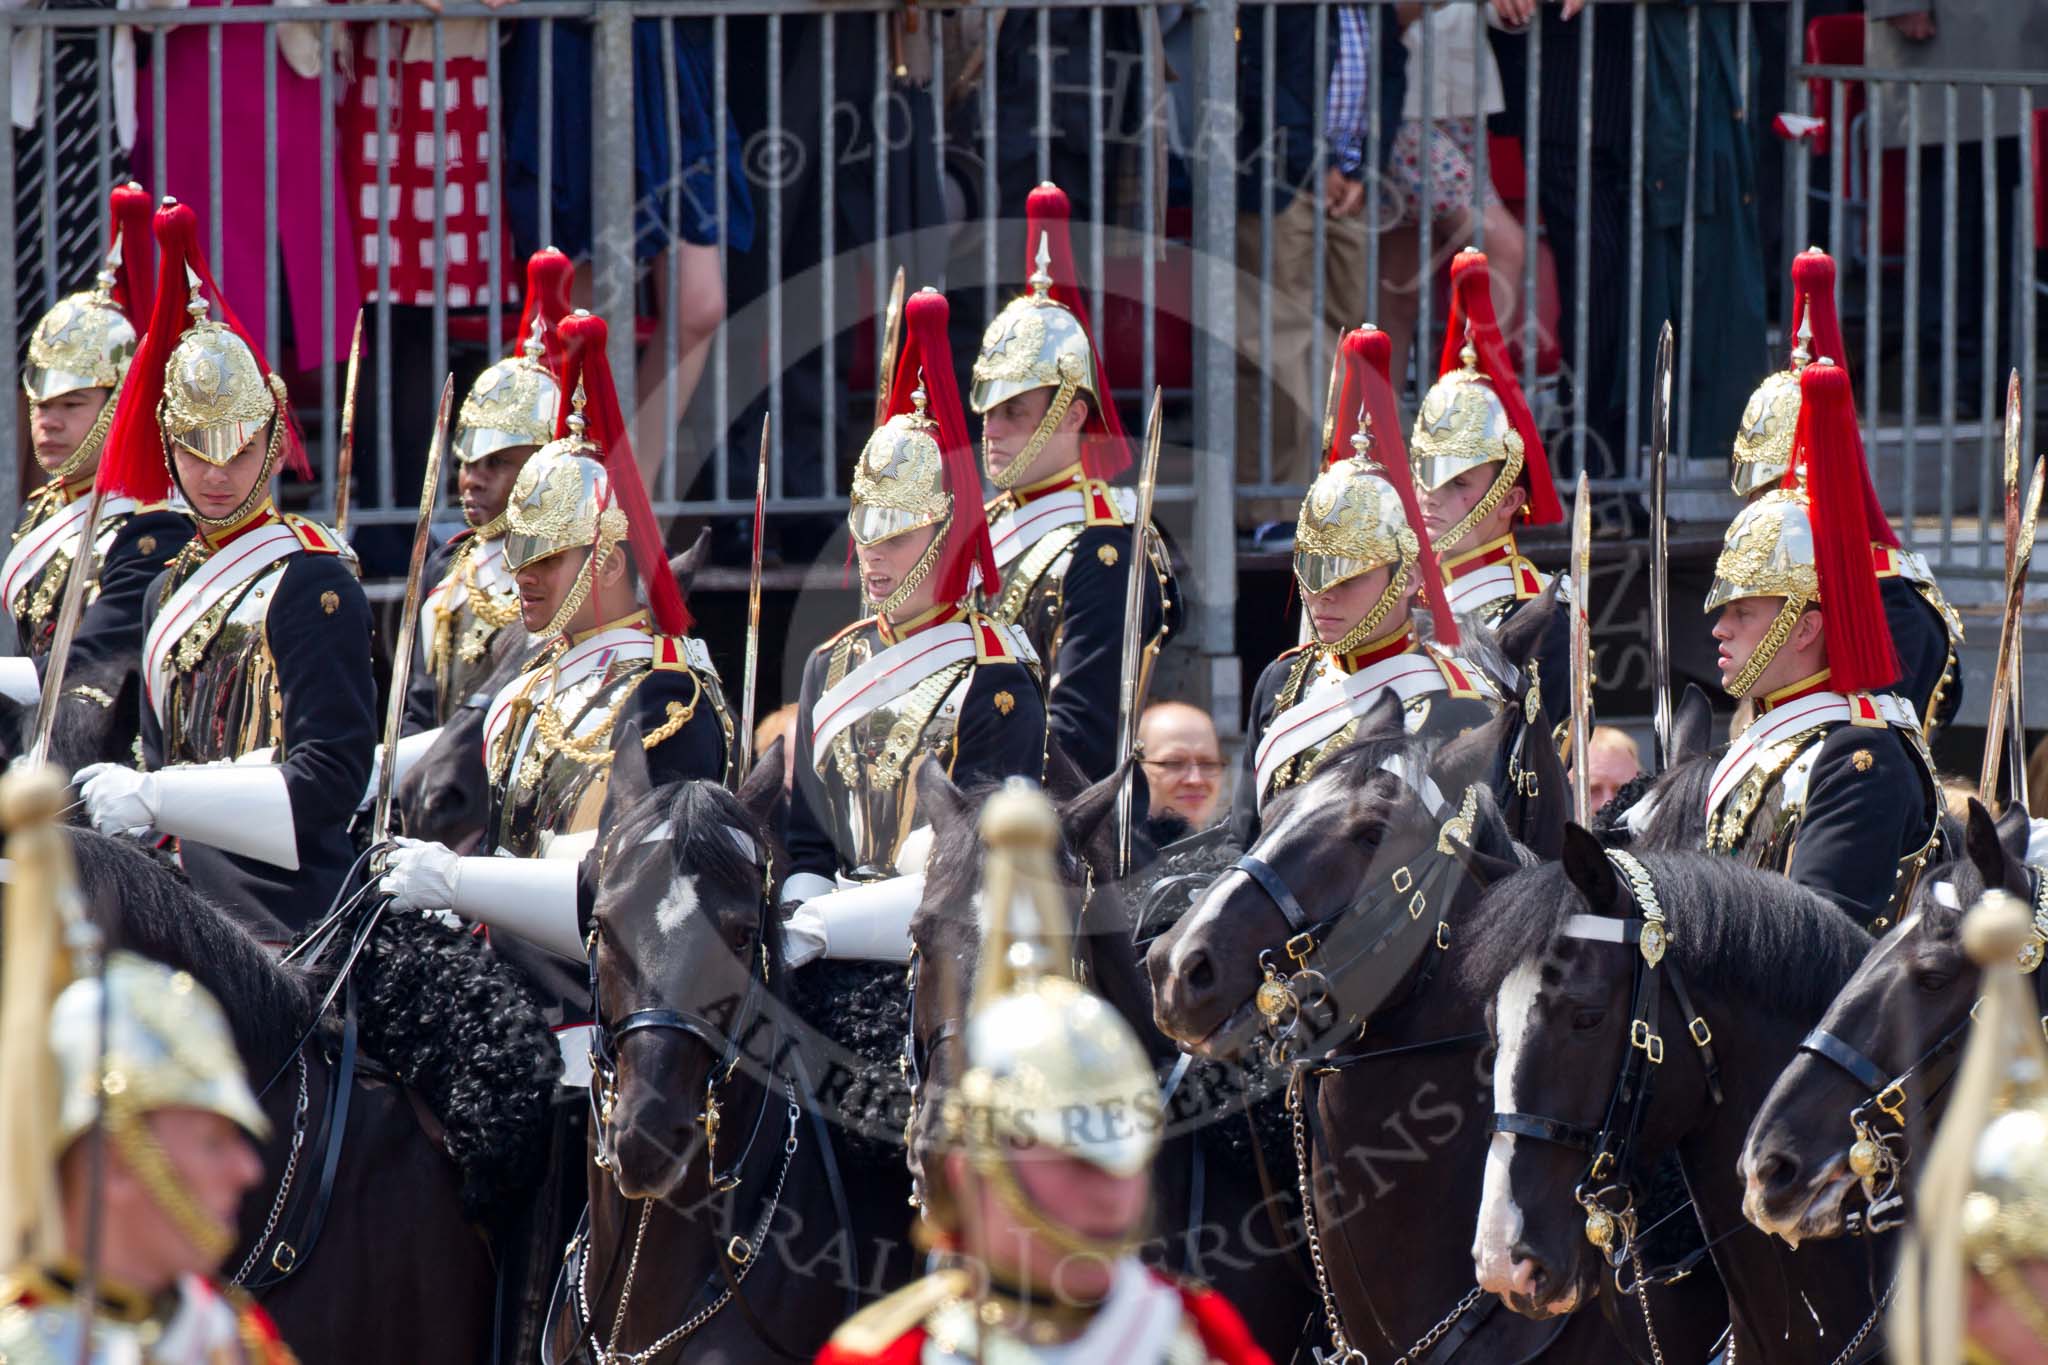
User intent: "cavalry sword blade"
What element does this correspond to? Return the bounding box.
[1981,455,2045,805]
[1648,321,1674,771]
[874,266,907,429]
[371,373,454,844]
[1569,471,1594,828]
[1115,388,1166,877]
[333,308,365,536]
[27,483,110,771]
[738,413,770,785]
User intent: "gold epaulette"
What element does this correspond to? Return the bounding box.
[282,514,344,556]
[968,612,1021,665]
[827,1267,974,1356]
[1080,478,1128,528]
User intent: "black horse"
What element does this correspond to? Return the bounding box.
[1740,798,2038,1245]
[901,758,1322,1360]
[547,733,918,1363]
[67,827,554,1362]
[0,649,146,772]
[1463,829,1893,1364]
[1147,691,1723,1364]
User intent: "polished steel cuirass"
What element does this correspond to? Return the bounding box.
[161,558,293,766]
[819,627,974,877]
[10,494,137,658]
[1261,649,1438,803]
[424,536,523,719]
[986,522,1171,690]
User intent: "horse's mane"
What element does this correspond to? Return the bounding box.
[1636,752,1717,851]
[1456,851,1872,1021]
[73,829,314,1066]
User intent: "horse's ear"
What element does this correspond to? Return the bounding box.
[1042,740,1090,804]
[1561,823,1623,915]
[1966,797,2032,897]
[1356,690,1407,747]
[913,758,973,839]
[1670,684,1715,770]
[1059,762,1126,863]
[1495,577,1562,676]
[668,527,713,595]
[737,735,785,829]
[605,712,654,828]
[1994,799,2034,862]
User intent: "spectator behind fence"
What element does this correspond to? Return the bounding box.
[1868,0,2048,413]
[6,0,137,328]
[1376,2,1527,388]
[1575,724,1642,817]
[135,0,359,376]
[1139,700,1226,838]
[1233,4,1352,540]
[502,13,754,494]
[343,0,522,576]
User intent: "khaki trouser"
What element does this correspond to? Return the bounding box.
[1235,188,1370,530]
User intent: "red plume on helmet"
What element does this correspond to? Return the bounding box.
[100,200,309,499]
[886,288,1000,605]
[1793,359,1899,695]
[1436,250,1562,526]
[1346,325,1459,647]
[555,311,691,637]
[516,246,574,378]
[1023,182,1131,482]
[1789,248,1848,387]
[107,182,155,335]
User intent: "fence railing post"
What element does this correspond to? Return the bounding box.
[591,4,637,415]
[1189,0,1240,728]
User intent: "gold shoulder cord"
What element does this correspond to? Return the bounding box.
[525,667,701,781]
[1266,649,1323,795]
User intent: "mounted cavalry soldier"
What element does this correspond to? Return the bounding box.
[0,770,294,1364]
[1410,247,1572,723]
[75,200,375,946]
[1234,324,1501,845]
[0,184,192,729]
[1894,891,2048,1365]
[971,182,1175,782]
[401,246,573,734]
[1701,355,1939,930]
[781,287,1046,967]
[382,308,733,1014]
[817,783,1269,1365]
[1729,246,1964,737]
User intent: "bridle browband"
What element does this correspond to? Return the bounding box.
[1490,849,1724,1272]
[1795,864,2048,1236]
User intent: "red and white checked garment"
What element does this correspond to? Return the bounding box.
[343,42,518,309]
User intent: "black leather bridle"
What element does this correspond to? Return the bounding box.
[1489,848,1724,1270]
[1795,865,2048,1236]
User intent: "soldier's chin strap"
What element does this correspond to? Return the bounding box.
[983,380,1079,491]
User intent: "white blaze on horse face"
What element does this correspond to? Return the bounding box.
[655,874,701,938]
[1475,958,1542,1294]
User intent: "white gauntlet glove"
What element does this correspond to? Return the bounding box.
[381,836,463,913]
[76,763,157,838]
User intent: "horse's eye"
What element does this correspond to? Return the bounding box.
[1571,1006,1605,1031]
[1913,968,1955,994]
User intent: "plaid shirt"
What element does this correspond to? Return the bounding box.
[1326,6,1372,177]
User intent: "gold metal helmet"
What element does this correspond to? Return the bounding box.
[969,235,1100,490]
[501,385,629,576]
[941,781,1160,1258]
[1297,421,1422,653]
[1409,344,1527,552]
[23,268,136,407]
[1894,892,2048,1365]
[1703,489,1817,698]
[850,381,954,617]
[158,269,283,470]
[454,316,563,466]
[1730,303,1813,499]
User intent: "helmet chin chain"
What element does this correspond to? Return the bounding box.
[1431,450,1525,558]
[984,381,1078,491]
[1723,596,1807,699]
[870,518,949,621]
[47,377,122,486]
[1318,561,1412,658]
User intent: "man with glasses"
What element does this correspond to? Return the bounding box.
[1137,701,1226,836]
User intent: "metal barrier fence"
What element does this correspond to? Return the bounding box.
[1,0,2040,678]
